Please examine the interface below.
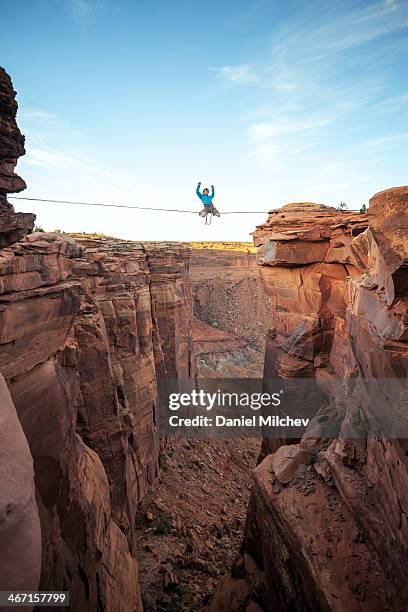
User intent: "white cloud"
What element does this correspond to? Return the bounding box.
[361,132,408,149]
[210,64,259,84]
[25,146,113,179]
[248,118,330,142]
[236,0,408,171]
[272,0,408,70]
[18,105,112,178]
[19,106,83,138]
[25,147,71,168]
[19,109,60,122]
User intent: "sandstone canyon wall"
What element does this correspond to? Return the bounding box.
[0,68,195,611]
[211,192,408,611]
[3,63,408,612]
[0,67,41,607]
[0,233,195,611]
[190,248,270,349]
[190,248,273,377]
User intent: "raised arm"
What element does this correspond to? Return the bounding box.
[211,185,215,197]
[196,182,202,199]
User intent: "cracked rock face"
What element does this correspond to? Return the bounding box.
[0,233,196,610]
[0,67,34,247]
[0,70,197,610]
[211,190,408,611]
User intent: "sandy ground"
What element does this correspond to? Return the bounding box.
[135,436,261,611]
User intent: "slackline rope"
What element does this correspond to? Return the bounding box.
[8,196,268,215]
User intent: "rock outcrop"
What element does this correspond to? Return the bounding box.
[190,248,272,377]
[0,233,195,610]
[0,68,41,611]
[0,69,197,610]
[211,191,408,611]
[0,373,41,609]
[191,248,271,349]
[0,67,35,247]
[192,318,261,378]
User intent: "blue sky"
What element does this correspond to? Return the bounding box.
[2,0,407,241]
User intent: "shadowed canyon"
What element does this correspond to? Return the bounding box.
[1,67,408,612]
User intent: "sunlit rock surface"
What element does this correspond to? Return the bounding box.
[211,190,408,611]
[0,234,195,611]
[0,374,41,610]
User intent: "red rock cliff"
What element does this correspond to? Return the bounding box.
[0,69,197,610]
[0,67,35,247]
[0,68,196,611]
[0,68,40,610]
[211,191,408,611]
[190,248,271,348]
[0,232,195,610]
[190,248,274,377]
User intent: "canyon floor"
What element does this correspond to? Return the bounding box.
[135,436,261,611]
[133,244,265,611]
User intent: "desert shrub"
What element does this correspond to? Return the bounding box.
[156,513,171,536]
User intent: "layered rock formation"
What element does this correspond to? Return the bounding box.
[0,68,197,610]
[211,191,408,611]
[192,318,260,378]
[193,318,246,355]
[191,248,270,348]
[190,248,272,377]
[0,67,40,611]
[0,231,195,610]
[0,67,34,247]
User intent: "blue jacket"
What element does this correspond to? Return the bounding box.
[196,184,214,206]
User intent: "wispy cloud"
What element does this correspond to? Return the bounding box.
[19,107,82,137]
[235,0,408,169]
[19,105,112,179]
[359,131,408,150]
[247,115,333,171]
[66,0,124,31]
[25,145,113,178]
[248,118,330,142]
[210,64,259,84]
[272,0,408,69]
[25,147,73,168]
[19,109,60,122]
[66,0,93,31]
